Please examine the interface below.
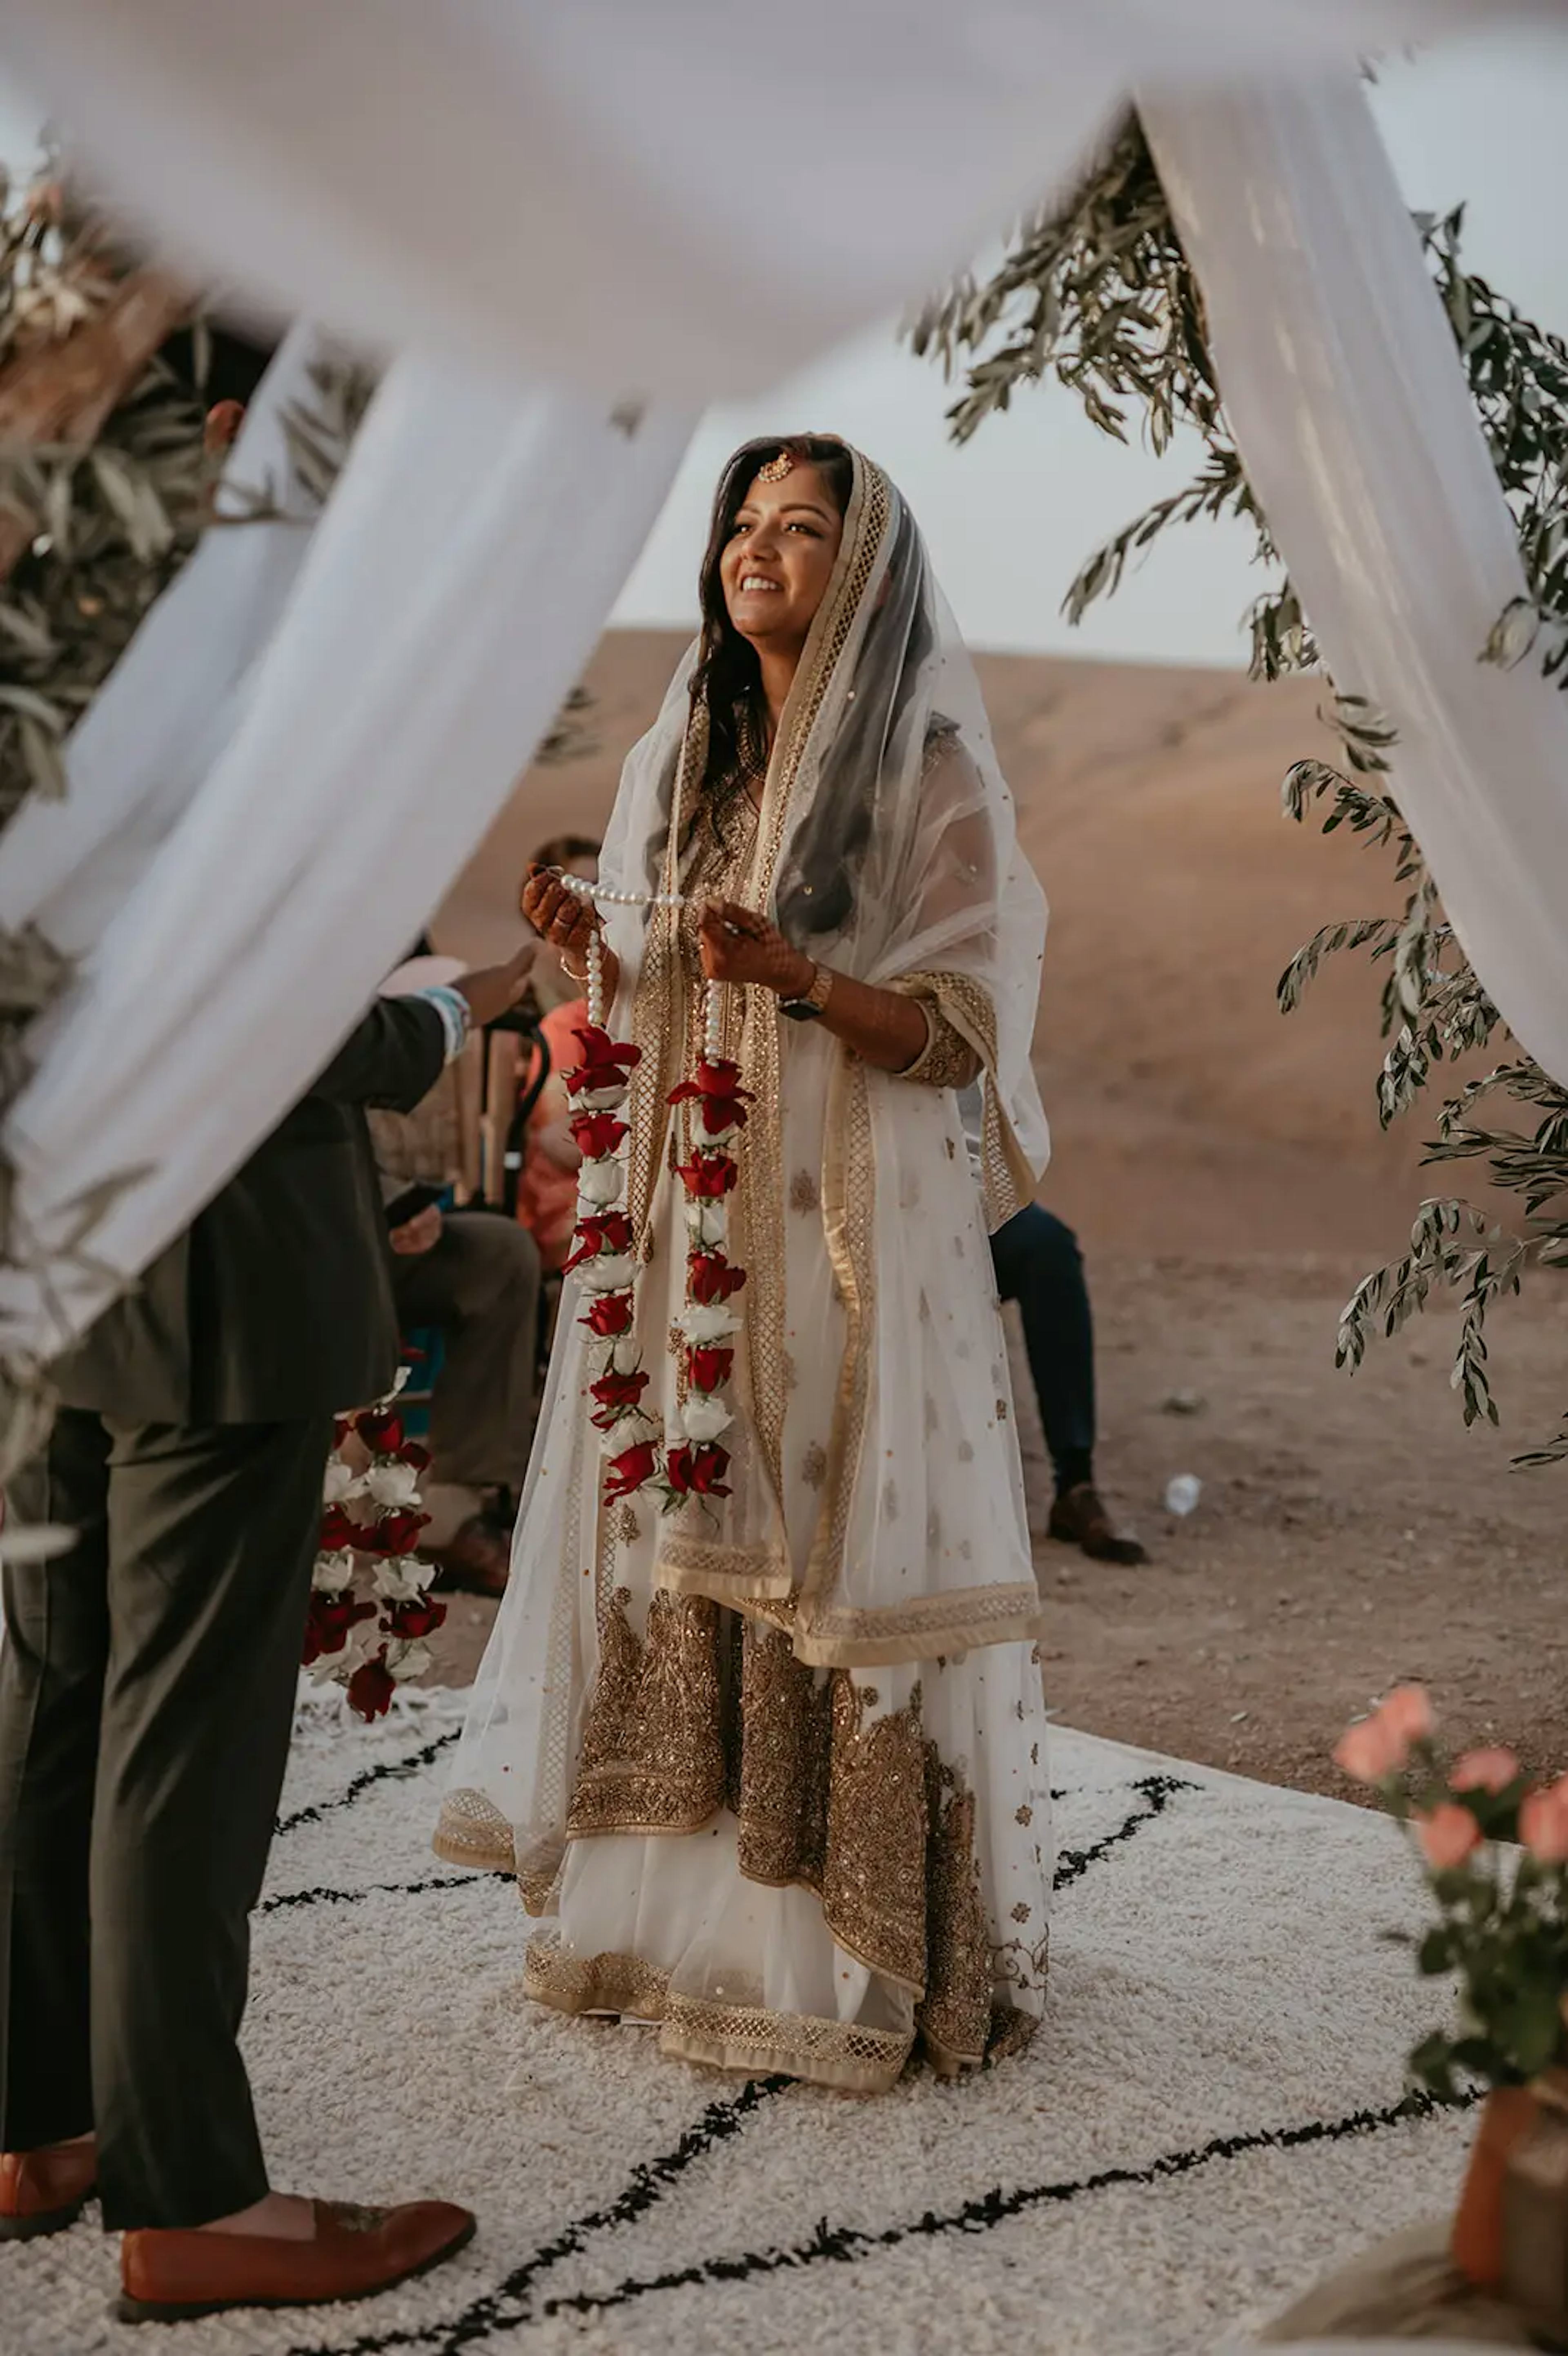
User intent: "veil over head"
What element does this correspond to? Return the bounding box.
[599,436,1049,1232]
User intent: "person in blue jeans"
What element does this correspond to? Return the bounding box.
[988,1201,1147,1567]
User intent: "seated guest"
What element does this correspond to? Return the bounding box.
[385,1183,541,1597]
[512,834,601,1273]
[960,1087,1147,1565]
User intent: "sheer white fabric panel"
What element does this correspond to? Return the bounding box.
[0,2,1522,401]
[0,322,325,956]
[0,374,690,1361]
[1143,77,1568,1089]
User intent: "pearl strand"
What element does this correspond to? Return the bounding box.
[560,872,685,912]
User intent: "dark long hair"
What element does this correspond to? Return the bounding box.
[688,436,855,828]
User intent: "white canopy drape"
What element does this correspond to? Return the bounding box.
[0,2,1555,1369]
[1143,77,1568,1093]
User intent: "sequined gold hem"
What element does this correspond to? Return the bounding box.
[524,1935,670,2021]
[662,1993,911,2095]
[432,1788,516,1874]
[523,1939,1042,2095]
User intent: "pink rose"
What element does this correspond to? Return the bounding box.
[1382,1684,1436,1745]
[1332,1683,1434,1783]
[1520,1778,1568,1865]
[1451,1747,1519,1796]
[1414,1803,1483,1871]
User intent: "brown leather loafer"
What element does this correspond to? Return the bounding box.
[117,2197,476,2324]
[1048,1482,1149,1566]
[0,2139,98,2240]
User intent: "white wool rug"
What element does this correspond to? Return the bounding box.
[5,1688,1476,2356]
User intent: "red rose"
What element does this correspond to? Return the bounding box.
[669,1057,753,1136]
[319,1502,361,1552]
[332,1415,354,1450]
[582,1289,636,1339]
[356,1407,405,1454]
[564,1025,641,1097]
[367,1507,428,1557]
[347,1653,397,1722]
[570,1111,630,1159]
[675,1150,738,1200]
[396,1440,431,1472]
[666,1442,732,1498]
[563,1211,635,1275]
[590,1366,650,1430]
[688,1250,746,1305]
[686,1346,734,1393]
[302,1588,376,1666]
[386,1596,448,1641]
[605,1440,659,1502]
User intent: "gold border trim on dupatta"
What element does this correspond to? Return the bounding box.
[793,978,1044,1667]
[891,967,1037,1231]
[736,455,892,1518]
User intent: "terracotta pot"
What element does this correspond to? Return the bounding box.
[1503,2067,1568,2348]
[1452,2082,1539,2287]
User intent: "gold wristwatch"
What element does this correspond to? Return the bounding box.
[780,961,835,1023]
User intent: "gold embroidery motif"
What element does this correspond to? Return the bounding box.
[735,1619,831,1887]
[919,1744,994,2071]
[1015,1804,1033,1828]
[891,984,983,1092]
[801,1441,828,1491]
[789,1168,820,1213]
[567,1589,725,1837]
[821,1681,929,1992]
[613,1502,641,1551]
[1011,1901,1032,1924]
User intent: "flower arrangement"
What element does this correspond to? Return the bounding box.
[1335,1685,1568,2095]
[303,1397,447,1721]
[564,992,750,1514]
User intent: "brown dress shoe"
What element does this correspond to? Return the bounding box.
[117,2197,475,2324]
[0,2139,98,2240]
[1048,1482,1149,1566]
[424,1513,511,1598]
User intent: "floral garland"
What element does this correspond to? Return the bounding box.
[303,1392,447,1720]
[563,932,751,1513]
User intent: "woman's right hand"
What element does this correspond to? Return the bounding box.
[521,863,603,965]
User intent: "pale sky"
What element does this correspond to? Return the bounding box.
[2,29,1562,667]
[614,27,1568,665]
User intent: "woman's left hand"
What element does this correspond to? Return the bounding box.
[698,900,813,997]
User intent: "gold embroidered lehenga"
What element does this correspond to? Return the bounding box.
[437,443,1055,2092]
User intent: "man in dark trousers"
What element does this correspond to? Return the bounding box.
[0,945,531,2322]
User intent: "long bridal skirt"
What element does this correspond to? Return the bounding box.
[447,1589,1054,2094]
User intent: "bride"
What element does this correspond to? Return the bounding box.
[437,435,1054,2092]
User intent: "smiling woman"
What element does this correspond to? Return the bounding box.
[444,433,1055,2097]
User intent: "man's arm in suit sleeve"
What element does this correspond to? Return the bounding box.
[308,997,449,1113]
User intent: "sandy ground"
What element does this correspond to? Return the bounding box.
[426,634,1567,1801]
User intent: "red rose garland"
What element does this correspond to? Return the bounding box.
[304,1391,448,1720]
[565,941,752,1513]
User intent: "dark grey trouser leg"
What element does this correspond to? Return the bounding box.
[392,1212,541,1491]
[0,1409,112,2151]
[89,1414,333,2229]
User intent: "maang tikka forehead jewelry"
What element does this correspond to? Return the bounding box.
[755,448,793,484]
